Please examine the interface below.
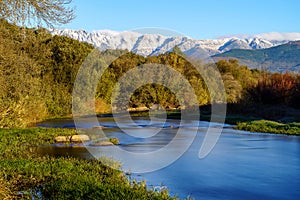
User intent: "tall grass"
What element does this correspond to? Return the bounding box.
[0,179,14,200]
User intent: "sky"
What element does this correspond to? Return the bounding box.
[61,0,300,39]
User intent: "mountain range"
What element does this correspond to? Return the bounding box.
[50,29,292,56]
[213,41,300,72]
[50,29,300,72]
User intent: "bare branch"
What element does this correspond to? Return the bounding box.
[0,0,74,28]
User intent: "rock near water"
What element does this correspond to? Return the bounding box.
[71,135,90,143]
[54,136,71,143]
[54,135,90,143]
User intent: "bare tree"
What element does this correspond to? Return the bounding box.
[0,0,74,28]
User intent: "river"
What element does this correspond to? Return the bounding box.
[38,116,300,199]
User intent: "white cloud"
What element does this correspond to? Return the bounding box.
[254,32,300,41]
[217,34,251,39]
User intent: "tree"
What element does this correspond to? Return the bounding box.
[222,73,242,103]
[172,45,186,58]
[0,20,94,127]
[0,0,74,28]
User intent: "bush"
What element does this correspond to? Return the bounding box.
[109,137,120,145]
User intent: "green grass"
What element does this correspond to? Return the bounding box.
[0,128,175,199]
[235,120,300,135]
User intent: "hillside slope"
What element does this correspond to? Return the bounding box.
[213,41,300,72]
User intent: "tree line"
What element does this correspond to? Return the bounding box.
[1,20,300,127]
[0,19,93,127]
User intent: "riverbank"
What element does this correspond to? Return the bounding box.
[38,105,300,136]
[235,120,300,135]
[226,104,300,135]
[4,102,299,138]
[196,103,300,135]
[0,128,175,199]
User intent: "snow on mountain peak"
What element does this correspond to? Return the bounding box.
[49,29,295,57]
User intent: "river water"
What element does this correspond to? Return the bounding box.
[38,117,300,199]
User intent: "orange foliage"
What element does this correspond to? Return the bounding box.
[254,72,299,105]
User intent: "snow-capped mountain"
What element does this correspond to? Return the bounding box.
[50,29,293,57]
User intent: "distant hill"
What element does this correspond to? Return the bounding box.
[213,41,300,72]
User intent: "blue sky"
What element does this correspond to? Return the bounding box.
[62,0,299,39]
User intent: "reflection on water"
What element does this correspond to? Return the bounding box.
[38,145,92,158]
[37,117,300,200]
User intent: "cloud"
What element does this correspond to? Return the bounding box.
[254,32,300,41]
[218,32,300,41]
[217,34,251,39]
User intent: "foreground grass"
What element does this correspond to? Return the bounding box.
[235,120,300,135]
[0,128,175,199]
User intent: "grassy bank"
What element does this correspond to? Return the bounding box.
[235,120,300,135]
[0,128,175,199]
[128,109,300,135]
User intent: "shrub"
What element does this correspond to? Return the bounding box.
[109,137,120,145]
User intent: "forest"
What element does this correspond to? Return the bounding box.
[1,19,300,128]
